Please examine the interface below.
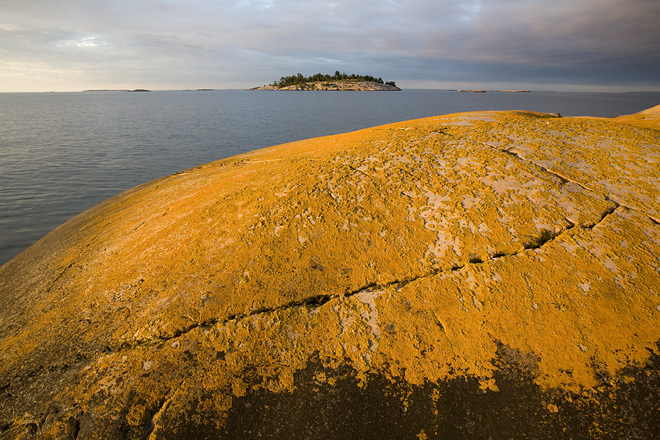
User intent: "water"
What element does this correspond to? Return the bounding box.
[1,89,659,266]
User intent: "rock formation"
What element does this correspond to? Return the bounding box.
[1,106,659,439]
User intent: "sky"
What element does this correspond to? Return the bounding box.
[1,0,659,92]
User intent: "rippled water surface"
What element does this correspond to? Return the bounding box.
[1,89,659,265]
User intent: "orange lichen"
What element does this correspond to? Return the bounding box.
[1,107,659,437]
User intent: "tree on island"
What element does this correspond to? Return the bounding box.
[270,72,395,88]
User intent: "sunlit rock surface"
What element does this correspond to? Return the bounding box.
[1,106,659,439]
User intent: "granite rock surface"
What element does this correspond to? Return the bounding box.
[1,107,659,439]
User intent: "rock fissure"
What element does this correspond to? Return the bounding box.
[110,294,337,352]
[490,143,659,223]
[44,262,75,296]
[144,391,177,440]
[4,180,625,409]
[72,418,80,440]
[496,145,591,193]
[110,205,620,353]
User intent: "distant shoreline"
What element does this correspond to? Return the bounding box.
[82,89,151,92]
[455,89,531,93]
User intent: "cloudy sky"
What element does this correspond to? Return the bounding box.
[1,0,659,92]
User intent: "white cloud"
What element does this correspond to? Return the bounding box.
[56,35,108,49]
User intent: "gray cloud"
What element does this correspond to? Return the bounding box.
[1,0,659,91]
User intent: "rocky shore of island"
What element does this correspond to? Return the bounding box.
[250,72,400,91]
[250,80,400,91]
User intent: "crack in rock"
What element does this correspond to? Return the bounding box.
[144,384,184,440]
[498,146,591,193]
[490,143,653,222]
[5,198,625,404]
[111,205,621,352]
[110,293,337,352]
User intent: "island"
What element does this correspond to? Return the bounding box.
[249,71,401,91]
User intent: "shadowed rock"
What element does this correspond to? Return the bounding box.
[1,107,659,439]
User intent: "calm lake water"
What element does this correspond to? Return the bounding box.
[1,89,659,266]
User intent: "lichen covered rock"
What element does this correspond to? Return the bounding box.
[1,107,659,439]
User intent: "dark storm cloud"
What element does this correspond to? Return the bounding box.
[1,0,659,91]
